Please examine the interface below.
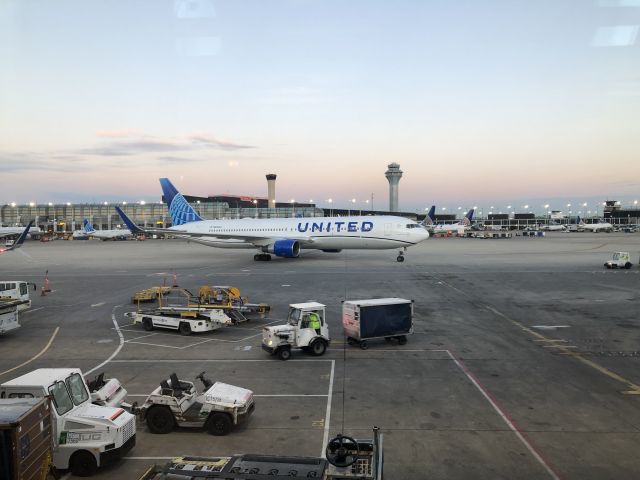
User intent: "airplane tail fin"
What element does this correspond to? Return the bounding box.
[420,205,436,226]
[115,206,144,234]
[462,208,474,226]
[160,178,203,226]
[577,216,584,225]
[83,219,95,233]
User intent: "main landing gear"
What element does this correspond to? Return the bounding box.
[254,253,272,261]
[396,247,406,263]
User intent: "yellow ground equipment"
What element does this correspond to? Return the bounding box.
[131,286,172,303]
[195,285,271,316]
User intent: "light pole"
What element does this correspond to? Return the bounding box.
[290,199,296,218]
[349,198,356,216]
[252,199,258,218]
[327,198,333,217]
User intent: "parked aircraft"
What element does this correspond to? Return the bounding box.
[81,219,132,240]
[428,209,475,234]
[0,224,41,239]
[540,222,567,232]
[0,222,33,255]
[577,216,613,233]
[115,178,430,262]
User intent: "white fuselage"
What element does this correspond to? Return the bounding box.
[580,222,613,232]
[430,222,469,234]
[87,229,132,240]
[540,224,566,231]
[0,225,41,238]
[168,215,429,250]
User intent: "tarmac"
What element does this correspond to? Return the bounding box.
[1,232,639,479]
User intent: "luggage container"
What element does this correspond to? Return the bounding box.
[0,397,53,480]
[342,298,413,349]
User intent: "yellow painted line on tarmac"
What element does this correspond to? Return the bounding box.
[484,305,640,395]
[0,327,60,378]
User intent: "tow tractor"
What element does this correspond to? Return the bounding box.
[604,252,634,269]
[138,372,254,436]
[262,302,330,360]
[137,426,383,479]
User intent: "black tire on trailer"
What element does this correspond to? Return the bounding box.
[207,412,233,436]
[179,322,192,335]
[146,406,175,434]
[278,346,292,360]
[397,335,408,345]
[347,337,356,346]
[142,317,153,331]
[310,339,327,356]
[69,450,98,477]
[359,340,368,350]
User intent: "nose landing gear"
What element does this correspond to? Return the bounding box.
[396,247,406,262]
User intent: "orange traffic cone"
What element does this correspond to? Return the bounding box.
[40,286,46,296]
[43,270,51,293]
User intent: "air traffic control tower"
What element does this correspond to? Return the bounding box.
[385,163,403,212]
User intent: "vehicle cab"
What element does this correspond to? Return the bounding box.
[262,302,330,360]
[604,252,633,269]
[0,281,36,311]
[0,368,136,476]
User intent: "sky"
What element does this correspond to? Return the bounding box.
[1,0,639,214]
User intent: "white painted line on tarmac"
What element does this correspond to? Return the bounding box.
[126,341,182,349]
[85,309,125,375]
[124,333,157,342]
[321,360,335,458]
[446,350,562,480]
[281,284,291,287]
[91,302,105,307]
[22,307,44,314]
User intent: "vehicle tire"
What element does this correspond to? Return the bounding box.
[278,346,292,360]
[142,317,153,331]
[625,263,632,269]
[207,412,233,436]
[310,339,327,356]
[254,254,260,261]
[146,406,175,434]
[359,340,368,350]
[69,450,98,477]
[396,256,405,263]
[179,322,191,335]
[347,337,356,346]
[397,335,408,345]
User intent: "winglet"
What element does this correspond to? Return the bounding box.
[159,178,203,226]
[4,221,33,252]
[115,206,144,234]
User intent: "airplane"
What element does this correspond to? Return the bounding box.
[428,209,475,234]
[115,178,430,262]
[577,216,613,233]
[80,219,132,241]
[0,224,41,239]
[0,221,33,255]
[540,221,567,232]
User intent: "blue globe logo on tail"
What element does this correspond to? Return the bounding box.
[160,178,203,226]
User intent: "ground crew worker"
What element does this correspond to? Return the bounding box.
[308,312,321,334]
